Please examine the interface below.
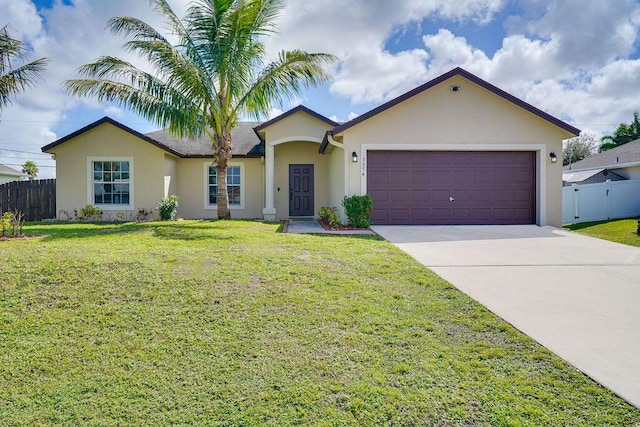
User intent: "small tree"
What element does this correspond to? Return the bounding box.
[599,112,640,152]
[563,133,596,167]
[21,160,38,180]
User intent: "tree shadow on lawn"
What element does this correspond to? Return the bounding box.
[24,220,242,242]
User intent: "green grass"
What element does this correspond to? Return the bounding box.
[566,217,640,247]
[1,220,638,425]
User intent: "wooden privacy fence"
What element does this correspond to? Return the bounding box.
[0,179,56,221]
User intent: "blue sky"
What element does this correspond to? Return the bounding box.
[1,0,640,178]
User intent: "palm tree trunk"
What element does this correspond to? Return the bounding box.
[216,160,231,219]
[214,130,232,220]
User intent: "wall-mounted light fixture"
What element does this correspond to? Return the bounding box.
[549,152,558,163]
[352,151,358,163]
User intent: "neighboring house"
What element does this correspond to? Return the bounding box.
[562,168,625,186]
[0,164,27,184]
[42,67,579,226]
[563,138,640,181]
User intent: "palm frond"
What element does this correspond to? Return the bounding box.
[0,57,48,109]
[237,50,336,119]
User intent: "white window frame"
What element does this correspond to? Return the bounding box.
[203,162,245,210]
[87,157,134,210]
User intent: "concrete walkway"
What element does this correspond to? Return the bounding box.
[372,224,640,408]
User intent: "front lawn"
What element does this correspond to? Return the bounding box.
[1,220,638,425]
[566,217,640,247]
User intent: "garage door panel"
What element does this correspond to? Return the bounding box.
[411,190,429,202]
[429,208,452,221]
[390,170,411,185]
[452,208,471,220]
[369,190,389,203]
[411,209,429,221]
[368,150,535,225]
[391,190,410,202]
[452,170,474,184]
[389,209,410,221]
[473,169,494,183]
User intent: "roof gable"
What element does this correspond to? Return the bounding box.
[41,117,183,157]
[254,105,338,136]
[0,163,25,176]
[41,117,263,157]
[331,67,580,137]
[565,138,640,171]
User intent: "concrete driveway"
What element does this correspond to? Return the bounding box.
[371,224,640,408]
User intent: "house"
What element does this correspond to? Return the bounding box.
[42,67,579,226]
[562,168,625,186]
[0,164,26,184]
[563,138,640,181]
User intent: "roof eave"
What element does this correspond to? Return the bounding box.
[332,67,580,137]
[41,116,186,158]
[254,105,338,134]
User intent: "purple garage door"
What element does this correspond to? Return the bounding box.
[367,151,536,225]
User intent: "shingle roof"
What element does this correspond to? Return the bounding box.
[42,117,264,157]
[564,138,640,171]
[146,122,264,157]
[0,164,24,176]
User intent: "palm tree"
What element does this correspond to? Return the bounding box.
[599,112,640,152]
[0,25,48,112]
[21,160,38,180]
[65,0,336,219]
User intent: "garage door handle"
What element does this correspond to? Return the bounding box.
[449,196,455,202]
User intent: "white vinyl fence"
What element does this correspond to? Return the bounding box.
[562,179,640,224]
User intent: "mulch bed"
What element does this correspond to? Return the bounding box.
[0,235,40,241]
[318,219,371,231]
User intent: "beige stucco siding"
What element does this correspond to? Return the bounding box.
[325,145,346,217]
[175,157,263,219]
[612,165,640,180]
[273,141,329,219]
[261,112,332,144]
[337,75,572,227]
[49,123,169,219]
[163,155,177,197]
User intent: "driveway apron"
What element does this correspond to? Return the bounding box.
[372,224,640,408]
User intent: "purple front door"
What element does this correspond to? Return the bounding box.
[289,164,314,216]
[367,151,536,225]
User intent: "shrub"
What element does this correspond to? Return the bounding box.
[1,211,24,237]
[136,208,153,221]
[318,206,341,229]
[78,205,103,221]
[157,195,179,220]
[342,194,373,228]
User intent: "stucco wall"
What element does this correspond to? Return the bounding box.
[325,145,346,218]
[612,165,640,180]
[175,157,264,219]
[49,123,168,219]
[337,75,572,227]
[163,155,177,197]
[273,141,329,219]
[262,112,332,144]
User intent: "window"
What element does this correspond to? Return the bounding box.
[91,160,131,206]
[208,165,242,207]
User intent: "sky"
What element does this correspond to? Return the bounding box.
[1,0,639,179]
